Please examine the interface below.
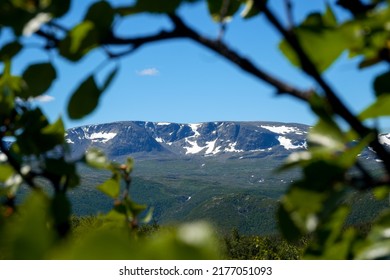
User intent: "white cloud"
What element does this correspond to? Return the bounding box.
[136,67,160,76]
[30,95,55,103]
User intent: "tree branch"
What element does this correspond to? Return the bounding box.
[169,14,313,102]
[255,1,390,173]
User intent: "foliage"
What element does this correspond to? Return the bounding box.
[1,0,390,259]
[223,228,306,260]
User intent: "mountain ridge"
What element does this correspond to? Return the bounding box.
[65,121,311,159]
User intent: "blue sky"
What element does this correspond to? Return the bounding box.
[6,0,390,131]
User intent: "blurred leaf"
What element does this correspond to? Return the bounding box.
[240,0,264,19]
[59,21,99,62]
[125,157,134,174]
[97,174,120,198]
[41,117,65,148]
[279,8,346,73]
[16,108,48,154]
[45,158,75,177]
[0,61,18,114]
[373,71,390,97]
[323,4,337,27]
[85,148,108,169]
[356,240,390,259]
[141,207,154,224]
[0,41,22,61]
[0,2,33,35]
[85,0,114,33]
[54,221,220,260]
[123,196,147,218]
[68,68,117,119]
[101,67,118,92]
[308,119,345,151]
[0,164,14,182]
[67,76,100,119]
[21,62,57,98]
[359,94,390,120]
[46,0,71,18]
[356,210,390,259]
[51,192,71,236]
[0,191,55,259]
[373,185,390,200]
[338,134,374,168]
[207,0,242,22]
[277,203,302,242]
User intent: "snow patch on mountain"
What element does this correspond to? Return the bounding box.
[189,123,201,137]
[379,134,390,146]
[184,139,205,154]
[225,142,244,153]
[88,132,117,143]
[261,125,300,134]
[278,136,304,150]
[205,139,221,155]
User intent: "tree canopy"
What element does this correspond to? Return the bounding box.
[1,0,390,259]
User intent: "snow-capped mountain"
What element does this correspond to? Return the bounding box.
[65,121,309,159]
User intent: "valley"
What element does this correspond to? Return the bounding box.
[61,121,390,235]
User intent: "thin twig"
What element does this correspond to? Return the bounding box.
[284,0,294,30]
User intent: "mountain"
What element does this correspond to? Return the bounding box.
[65,121,310,160]
[51,121,390,235]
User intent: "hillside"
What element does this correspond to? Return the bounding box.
[59,121,390,235]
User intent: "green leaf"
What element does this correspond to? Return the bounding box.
[45,0,71,18]
[359,94,390,120]
[207,0,242,22]
[123,197,147,218]
[21,62,57,98]
[51,192,71,236]
[115,0,182,15]
[373,71,390,97]
[277,204,302,242]
[0,191,55,259]
[85,1,114,32]
[97,175,120,198]
[308,119,345,151]
[373,185,390,200]
[67,76,100,119]
[101,67,119,92]
[338,134,374,168]
[0,3,33,35]
[0,164,14,182]
[85,148,108,169]
[67,67,118,120]
[240,0,264,19]
[0,41,22,61]
[356,240,390,259]
[279,8,346,73]
[59,21,99,62]
[41,117,65,148]
[16,109,65,154]
[125,157,134,174]
[323,4,337,27]
[141,207,154,224]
